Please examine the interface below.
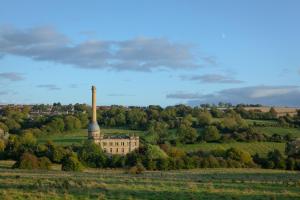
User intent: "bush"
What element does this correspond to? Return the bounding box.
[38,157,52,170]
[202,126,220,142]
[46,141,68,163]
[127,162,145,174]
[226,148,253,166]
[0,139,5,152]
[13,152,39,169]
[13,153,52,170]
[61,154,84,172]
[157,158,169,170]
[78,141,106,168]
[145,144,168,160]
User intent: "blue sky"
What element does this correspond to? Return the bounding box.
[0,0,300,106]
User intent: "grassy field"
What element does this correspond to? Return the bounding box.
[0,160,299,200]
[254,126,300,137]
[178,142,286,156]
[37,128,145,146]
[245,119,279,126]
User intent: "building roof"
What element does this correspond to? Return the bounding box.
[103,135,139,139]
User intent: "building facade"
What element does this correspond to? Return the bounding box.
[88,86,139,155]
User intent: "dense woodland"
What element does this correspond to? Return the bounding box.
[0,103,300,172]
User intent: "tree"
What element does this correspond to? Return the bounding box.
[61,154,84,171]
[115,112,126,126]
[0,122,9,133]
[48,117,65,133]
[38,157,52,170]
[76,113,89,128]
[127,108,147,130]
[203,126,220,142]
[46,141,67,163]
[147,121,169,144]
[196,111,212,127]
[157,157,169,170]
[64,116,81,131]
[78,141,106,168]
[74,103,89,113]
[210,107,223,118]
[19,132,37,150]
[221,113,248,132]
[13,152,39,169]
[177,123,198,144]
[267,149,286,169]
[145,144,168,160]
[127,162,145,174]
[226,148,253,165]
[4,118,21,133]
[286,138,300,158]
[0,139,5,152]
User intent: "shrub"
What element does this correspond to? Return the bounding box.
[157,158,169,170]
[145,144,168,160]
[46,141,68,163]
[177,124,198,144]
[202,126,220,142]
[38,156,52,170]
[127,162,145,174]
[61,154,84,172]
[78,141,106,168]
[13,152,39,169]
[226,148,253,166]
[13,153,52,170]
[0,139,5,152]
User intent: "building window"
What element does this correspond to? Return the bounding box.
[103,142,107,146]
[115,142,119,146]
[116,148,118,152]
[122,148,124,152]
[134,142,137,146]
[110,148,112,153]
[109,142,113,146]
[104,148,106,152]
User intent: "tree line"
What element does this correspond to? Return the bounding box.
[0,133,299,172]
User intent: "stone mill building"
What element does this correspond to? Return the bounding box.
[88,86,139,155]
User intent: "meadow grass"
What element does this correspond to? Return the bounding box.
[0,163,299,200]
[254,126,300,137]
[178,142,286,156]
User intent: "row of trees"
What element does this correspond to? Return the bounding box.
[1,104,299,147]
[1,132,299,171]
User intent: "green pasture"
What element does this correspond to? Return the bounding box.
[0,161,299,200]
[178,142,286,157]
[254,126,300,137]
[245,119,279,126]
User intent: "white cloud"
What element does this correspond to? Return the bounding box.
[166,92,203,99]
[180,74,243,84]
[37,84,61,90]
[0,26,207,71]
[167,85,300,107]
[0,72,24,81]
